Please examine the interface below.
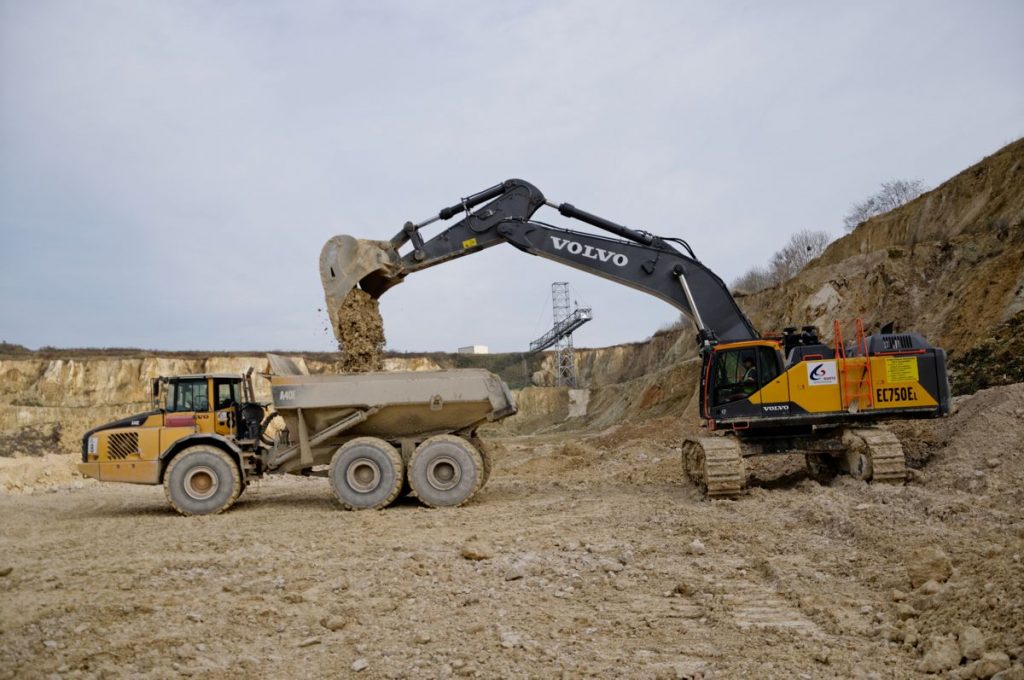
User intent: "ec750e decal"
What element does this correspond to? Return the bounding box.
[876,386,919,403]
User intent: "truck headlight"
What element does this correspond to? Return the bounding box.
[88,436,98,456]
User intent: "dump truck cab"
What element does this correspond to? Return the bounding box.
[78,372,264,487]
[160,374,251,438]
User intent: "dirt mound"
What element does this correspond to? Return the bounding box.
[332,289,385,372]
[0,454,94,494]
[881,384,1024,669]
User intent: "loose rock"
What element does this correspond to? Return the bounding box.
[973,652,1011,679]
[320,616,348,632]
[917,635,962,673]
[907,547,953,588]
[960,626,987,661]
[504,566,525,581]
[461,543,493,561]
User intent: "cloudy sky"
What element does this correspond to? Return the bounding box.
[2,1,1022,353]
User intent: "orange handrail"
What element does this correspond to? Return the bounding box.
[834,319,874,410]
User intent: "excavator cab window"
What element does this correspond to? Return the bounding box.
[711,346,780,406]
[757,346,782,384]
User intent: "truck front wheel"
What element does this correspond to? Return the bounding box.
[163,446,242,516]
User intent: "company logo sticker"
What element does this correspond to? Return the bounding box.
[807,361,838,386]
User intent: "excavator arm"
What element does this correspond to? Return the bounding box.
[321,178,758,348]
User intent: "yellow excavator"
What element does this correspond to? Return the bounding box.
[323,178,951,498]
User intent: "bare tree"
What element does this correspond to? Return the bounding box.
[732,265,774,293]
[732,229,831,292]
[843,179,925,232]
[769,229,831,283]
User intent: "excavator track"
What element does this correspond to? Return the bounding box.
[681,436,746,499]
[843,428,907,484]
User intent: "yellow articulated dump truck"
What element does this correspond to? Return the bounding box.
[79,355,515,516]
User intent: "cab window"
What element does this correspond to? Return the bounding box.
[712,348,760,405]
[758,346,782,383]
[712,346,785,406]
[169,380,209,412]
[214,380,240,410]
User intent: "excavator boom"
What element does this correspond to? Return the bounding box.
[321,179,758,348]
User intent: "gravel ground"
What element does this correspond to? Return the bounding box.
[1,386,1023,679]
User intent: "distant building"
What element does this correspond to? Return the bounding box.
[458,345,489,355]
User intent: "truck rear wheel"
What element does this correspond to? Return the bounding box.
[163,446,242,516]
[329,437,404,510]
[469,436,492,486]
[408,435,484,508]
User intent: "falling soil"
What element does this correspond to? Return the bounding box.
[334,288,385,372]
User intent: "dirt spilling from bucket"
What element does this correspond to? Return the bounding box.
[334,288,385,372]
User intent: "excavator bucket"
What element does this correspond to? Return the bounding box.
[319,235,402,338]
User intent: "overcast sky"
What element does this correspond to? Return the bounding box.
[1,1,1022,353]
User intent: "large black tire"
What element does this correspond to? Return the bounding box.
[469,436,492,486]
[163,446,242,516]
[329,437,404,510]
[408,435,484,508]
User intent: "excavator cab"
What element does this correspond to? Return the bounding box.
[701,341,785,422]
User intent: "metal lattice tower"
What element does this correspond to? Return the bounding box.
[529,282,593,387]
[552,283,575,387]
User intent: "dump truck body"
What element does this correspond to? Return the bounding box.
[266,368,516,473]
[272,369,515,438]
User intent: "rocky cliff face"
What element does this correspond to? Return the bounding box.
[740,139,1024,356]
[539,329,698,388]
[493,329,701,435]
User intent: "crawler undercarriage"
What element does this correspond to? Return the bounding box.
[681,427,908,499]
